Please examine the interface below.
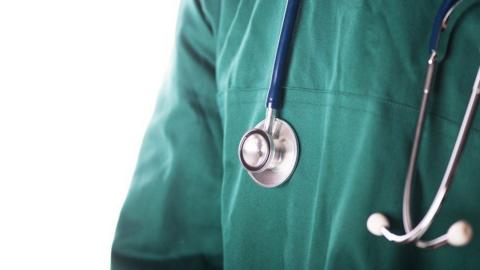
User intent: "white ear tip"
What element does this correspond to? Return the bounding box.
[367,213,390,236]
[447,220,473,247]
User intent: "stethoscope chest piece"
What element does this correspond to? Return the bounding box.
[238,118,299,188]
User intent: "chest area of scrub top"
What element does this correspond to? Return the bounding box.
[212,3,480,268]
[215,0,480,121]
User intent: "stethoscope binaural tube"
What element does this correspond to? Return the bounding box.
[367,0,479,249]
[238,0,301,187]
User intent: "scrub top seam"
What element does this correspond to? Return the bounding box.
[218,88,480,133]
[220,86,419,112]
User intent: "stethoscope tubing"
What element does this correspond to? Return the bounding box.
[429,0,462,52]
[266,0,301,110]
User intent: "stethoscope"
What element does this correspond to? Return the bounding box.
[238,0,480,249]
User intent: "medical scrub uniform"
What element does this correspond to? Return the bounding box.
[111,0,480,269]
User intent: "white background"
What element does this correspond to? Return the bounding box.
[0,1,180,269]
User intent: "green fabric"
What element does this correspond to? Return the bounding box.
[112,0,480,269]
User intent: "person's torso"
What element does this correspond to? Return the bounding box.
[210,1,480,269]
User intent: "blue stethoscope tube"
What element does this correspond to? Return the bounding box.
[266,0,301,109]
[429,0,461,52]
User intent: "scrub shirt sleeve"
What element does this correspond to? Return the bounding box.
[111,1,223,269]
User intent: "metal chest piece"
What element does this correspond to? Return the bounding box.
[238,117,299,188]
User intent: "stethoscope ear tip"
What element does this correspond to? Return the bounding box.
[367,213,390,236]
[447,220,473,246]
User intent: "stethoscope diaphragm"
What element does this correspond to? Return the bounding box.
[239,117,299,188]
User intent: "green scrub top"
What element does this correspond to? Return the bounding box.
[111,0,480,269]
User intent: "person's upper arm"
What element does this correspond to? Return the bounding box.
[111,1,222,269]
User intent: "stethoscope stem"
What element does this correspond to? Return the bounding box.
[264,107,277,134]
